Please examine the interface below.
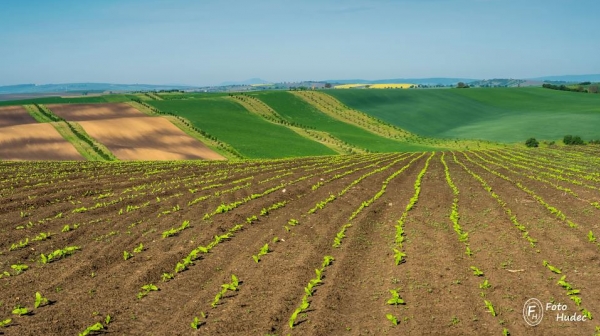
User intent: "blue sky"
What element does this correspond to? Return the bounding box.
[0,0,598,86]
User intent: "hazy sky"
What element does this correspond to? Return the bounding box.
[1,0,598,86]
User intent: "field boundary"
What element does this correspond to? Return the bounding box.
[24,104,117,161]
[127,100,243,160]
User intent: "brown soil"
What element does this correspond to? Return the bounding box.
[47,104,225,160]
[0,149,598,335]
[0,106,83,161]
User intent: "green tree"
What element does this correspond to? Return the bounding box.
[564,135,585,145]
[525,138,539,148]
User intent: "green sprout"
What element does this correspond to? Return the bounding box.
[34,292,49,309]
[78,322,104,336]
[386,289,405,305]
[386,313,399,326]
[470,266,484,276]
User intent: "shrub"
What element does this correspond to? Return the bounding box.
[525,138,539,148]
[564,135,585,145]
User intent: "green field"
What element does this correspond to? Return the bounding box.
[147,97,336,158]
[326,87,600,142]
[250,91,436,152]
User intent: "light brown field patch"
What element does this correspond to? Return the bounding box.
[48,103,225,160]
[0,105,37,127]
[0,123,84,160]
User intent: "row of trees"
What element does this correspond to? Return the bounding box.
[525,135,600,147]
[542,83,599,94]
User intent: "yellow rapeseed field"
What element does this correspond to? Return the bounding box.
[333,84,368,89]
[369,83,414,89]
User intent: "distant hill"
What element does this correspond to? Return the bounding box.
[0,83,199,94]
[219,78,271,86]
[324,78,479,86]
[529,74,600,83]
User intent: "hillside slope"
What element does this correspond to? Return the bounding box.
[148,97,337,159]
[250,91,437,152]
[326,87,600,142]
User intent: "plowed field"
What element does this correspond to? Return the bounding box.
[0,106,83,161]
[0,147,599,335]
[47,104,225,160]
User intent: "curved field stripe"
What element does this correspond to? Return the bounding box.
[230,95,365,155]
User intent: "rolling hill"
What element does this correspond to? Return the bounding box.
[325,87,600,143]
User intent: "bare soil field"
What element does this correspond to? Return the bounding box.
[0,106,83,161]
[47,104,225,160]
[0,148,599,335]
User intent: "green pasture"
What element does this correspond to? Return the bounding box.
[326,87,600,142]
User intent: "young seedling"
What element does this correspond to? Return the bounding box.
[581,309,592,320]
[229,274,239,290]
[465,246,473,256]
[34,292,49,309]
[386,313,399,326]
[105,315,111,325]
[288,219,299,226]
[479,279,491,289]
[133,243,144,253]
[40,246,80,264]
[393,248,406,265]
[9,238,29,251]
[32,232,51,241]
[11,264,28,275]
[557,276,572,290]
[0,319,11,327]
[588,231,597,243]
[322,256,334,268]
[12,305,29,316]
[162,220,190,238]
[503,328,510,336]
[123,251,133,260]
[252,244,270,263]
[289,300,310,328]
[137,284,158,299]
[470,266,484,276]
[78,322,104,336]
[484,300,497,316]
[543,260,562,274]
[161,273,174,282]
[190,316,204,329]
[386,289,405,305]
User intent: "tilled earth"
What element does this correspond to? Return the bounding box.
[0,147,599,335]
